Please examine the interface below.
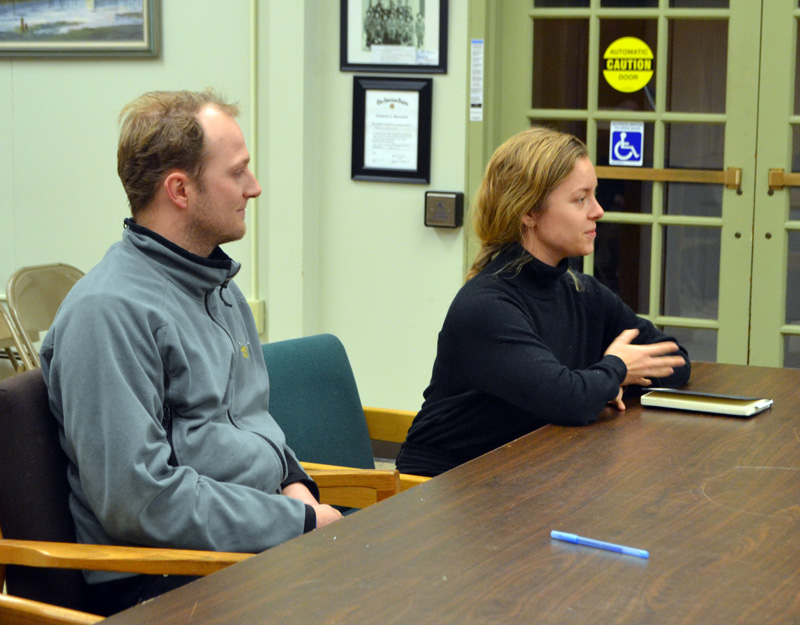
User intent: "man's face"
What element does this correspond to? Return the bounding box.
[186,105,261,256]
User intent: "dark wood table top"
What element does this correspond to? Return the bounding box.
[105,362,800,624]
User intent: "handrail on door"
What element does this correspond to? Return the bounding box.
[595,166,742,193]
[767,168,800,192]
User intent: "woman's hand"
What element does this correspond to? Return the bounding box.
[608,386,626,411]
[605,328,686,387]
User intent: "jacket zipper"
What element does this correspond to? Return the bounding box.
[161,403,178,467]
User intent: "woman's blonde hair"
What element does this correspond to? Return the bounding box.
[466,126,588,280]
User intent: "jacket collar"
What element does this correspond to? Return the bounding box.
[122,218,241,296]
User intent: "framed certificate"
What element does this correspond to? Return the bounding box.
[351,76,433,184]
[340,0,448,74]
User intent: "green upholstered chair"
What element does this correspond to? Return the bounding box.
[261,334,427,504]
[263,333,375,469]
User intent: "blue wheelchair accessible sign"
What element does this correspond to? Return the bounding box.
[609,121,644,167]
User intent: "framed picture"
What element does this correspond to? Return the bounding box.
[0,0,160,58]
[351,76,433,184]
[340,0,447,74]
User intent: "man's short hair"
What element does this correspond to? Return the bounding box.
[117,88,239,216]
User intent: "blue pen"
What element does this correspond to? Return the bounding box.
[550,530,649,559]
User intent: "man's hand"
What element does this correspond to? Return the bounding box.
[312,503,343,528]
[605,328,686,387]
[282,482,319,506]
[282,482,343,528]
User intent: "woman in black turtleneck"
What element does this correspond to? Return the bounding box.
[396,127,691,477]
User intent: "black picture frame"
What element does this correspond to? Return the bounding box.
[340,0,448,74]
[351,76,433,184]
[0,0,159,58]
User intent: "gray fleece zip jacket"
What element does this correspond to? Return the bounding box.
[41,220,315,583]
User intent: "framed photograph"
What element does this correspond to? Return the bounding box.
[351,76,433,184]
[340,0,447,74]
[0,0,160,58]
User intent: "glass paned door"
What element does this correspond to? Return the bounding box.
[750,0,800,367]
[477,0,768,365]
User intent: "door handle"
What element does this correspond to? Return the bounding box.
[596,166,742,193]
[768,168,800,193]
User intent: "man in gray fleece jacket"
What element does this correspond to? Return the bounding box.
[40,89,342,616]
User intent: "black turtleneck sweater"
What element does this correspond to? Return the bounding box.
[396,245,691,477]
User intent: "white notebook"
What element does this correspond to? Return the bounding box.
[640,388,773,418]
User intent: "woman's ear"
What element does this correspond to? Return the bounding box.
[521,211,537,229]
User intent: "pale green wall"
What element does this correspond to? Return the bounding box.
[0,0,258,295]
[0,1,469,412]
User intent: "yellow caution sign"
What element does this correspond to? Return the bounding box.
[603,36,654,93]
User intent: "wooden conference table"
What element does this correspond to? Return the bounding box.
[105,362,800,624]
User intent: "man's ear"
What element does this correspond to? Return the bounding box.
[163,171,190,210]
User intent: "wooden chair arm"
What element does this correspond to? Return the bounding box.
[0,593,103,625]
[0,539,252,576]
[399,472,430,491]
[362,406,416,444]
[361,407,429,492]
[302,462,401,507]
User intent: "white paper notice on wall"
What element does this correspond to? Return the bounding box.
[609,121,644,167]
[470,39,484,122]
[364,89,420,170]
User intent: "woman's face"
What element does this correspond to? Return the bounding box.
[521,156,604,266]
